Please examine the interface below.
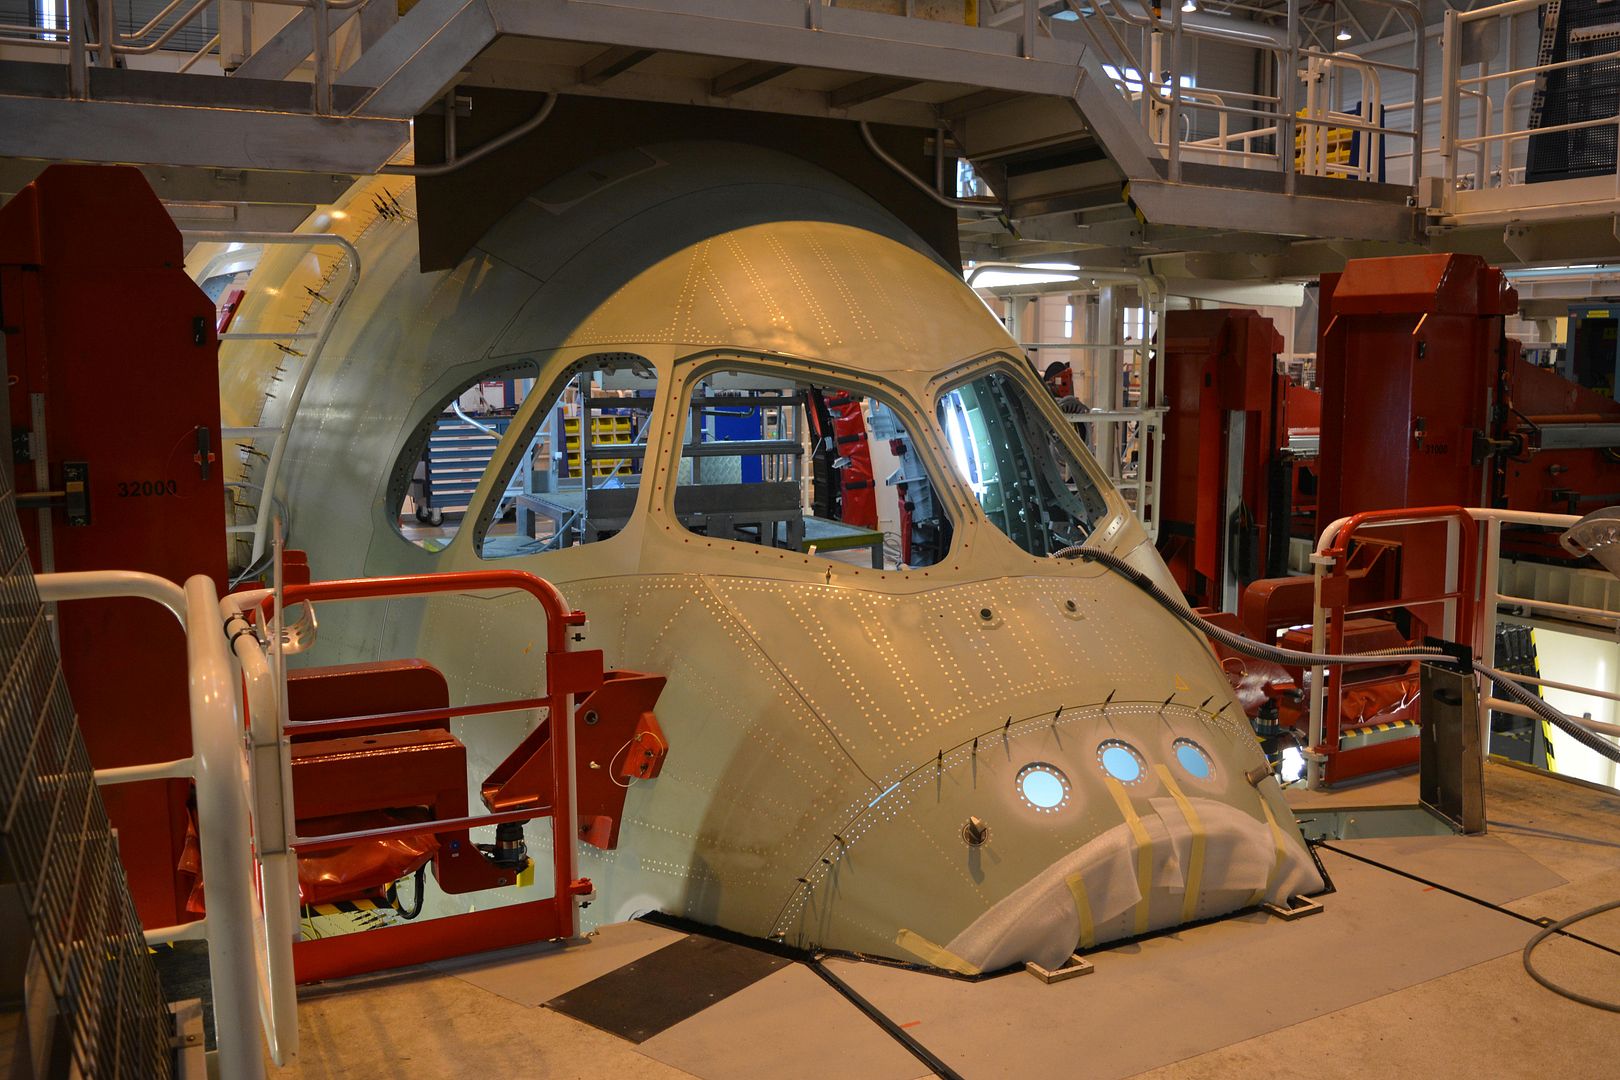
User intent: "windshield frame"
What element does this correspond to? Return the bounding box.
[657,348,972,571]
[928,352,1129,552]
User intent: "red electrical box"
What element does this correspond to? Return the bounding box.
[0,164,227,930]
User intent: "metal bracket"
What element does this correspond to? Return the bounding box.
[1262,895,1324,921]
[272,599,319,655]
[1025,953,1094,983]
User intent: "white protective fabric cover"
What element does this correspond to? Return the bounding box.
[946,795,1323,972]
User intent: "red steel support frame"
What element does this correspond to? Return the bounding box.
[261,571,603,983]
[1314,506,1478,786]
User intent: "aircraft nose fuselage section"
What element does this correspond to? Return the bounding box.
[546,566,1317,968]
[218,145,1324,973]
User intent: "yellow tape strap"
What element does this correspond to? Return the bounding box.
[1104,777,1154,935]
[1154,765,1206,924]
[894,928,982,976]
[1065,872,1097,950]
[1248,791,1292,906]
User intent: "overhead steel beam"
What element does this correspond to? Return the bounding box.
[462,53,940,126]
[0,160,354,207]
[828,74,920,109]
[342,0,1097,119]
[939,89,1022,117]
[711,60,794,98]
[487,0,1086,92]
[0,95,407,174]
[231,4,362,81]
[578,45,657,85]
[337,0,497,117]
[1124,178,1418,243]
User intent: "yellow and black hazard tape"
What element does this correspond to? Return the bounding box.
[1341,717,1418,738]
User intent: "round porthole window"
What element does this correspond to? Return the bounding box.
[1173,739,1214,780]
[1017,762,1071,811]
[1097,740,1146,784]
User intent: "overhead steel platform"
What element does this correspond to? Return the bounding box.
[8,2,1620,280]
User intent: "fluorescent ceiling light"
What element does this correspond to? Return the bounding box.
[966,262,1082,289]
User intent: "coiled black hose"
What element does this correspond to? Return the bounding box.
[1057,545,1620,765]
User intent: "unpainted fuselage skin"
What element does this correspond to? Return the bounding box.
[216,142,1320,971]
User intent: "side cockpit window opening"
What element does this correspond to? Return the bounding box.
[937,367,1111,556]
[673,368,951,569]
[476,355,659,559]
[393,363,537,551]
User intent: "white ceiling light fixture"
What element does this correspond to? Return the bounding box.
[1336,1,1352,41]
[1182,0,1197,12]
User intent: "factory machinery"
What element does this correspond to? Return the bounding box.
[0,166,673,1075]
[1154,254,1620,786]
[4,161,1619,1075]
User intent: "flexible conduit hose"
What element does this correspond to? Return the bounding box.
[1056,546,1620,765]
[1059,545,1620,1012]
[1523,899,1620,1012]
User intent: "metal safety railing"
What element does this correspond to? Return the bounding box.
[34,569,273,1079]
[232,565,598,987]
[193,229,361,571]
[968,265,1167,541]
[1438,0,1620,209]
[1305,507,1476,789]
[33,555,602,1076]
[1304,505,1620,790]
[1065,0,1425,196]
[1,0,363,111]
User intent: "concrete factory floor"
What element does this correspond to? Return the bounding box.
[267,763,1620,1080]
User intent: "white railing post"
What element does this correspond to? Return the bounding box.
[1168,2,1183,182]
[1439,8,1460,203]
[94,0,113,66]
[66,0,88,97]
[312,0,332,115]
[1283,0,1299,191]
[1306,550,1332,789]
[185,574,268,1080]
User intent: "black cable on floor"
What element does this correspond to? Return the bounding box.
[806,955,967,1080]
[1315,840,1620,960]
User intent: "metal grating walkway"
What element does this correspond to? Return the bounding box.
[0,466,174,1077]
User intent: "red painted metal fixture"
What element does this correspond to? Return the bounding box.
[241,570,667,984]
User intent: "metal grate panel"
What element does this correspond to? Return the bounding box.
[0,466,174,1078]
[1526,0,1620,183]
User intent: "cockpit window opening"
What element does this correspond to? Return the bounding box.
[667,363,953,570]
[390,361,538,551]
[473,354,659,559]
[934,363,1113,557]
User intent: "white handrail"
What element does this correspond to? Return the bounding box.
[33,570,270,1079]
[1309,506,1620,788]
[184,574,268,1080]
[34,569,187,624]
[219,586,299,1066]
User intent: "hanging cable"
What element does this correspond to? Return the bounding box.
[386,863,427,920]
[1055,545,1620,764]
